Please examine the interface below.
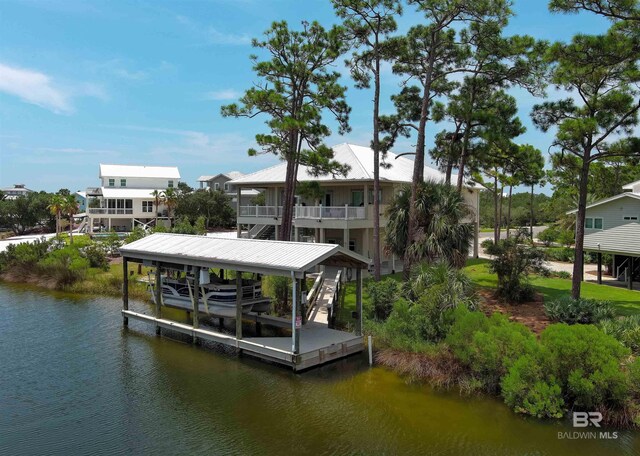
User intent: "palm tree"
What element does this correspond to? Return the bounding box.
[48,194,64,236]
[385,181,474,278]
[151,189,165,227]
[61,194,78,244]
[163,187,178,228]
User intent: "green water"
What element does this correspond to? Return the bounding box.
[1,284,638,456]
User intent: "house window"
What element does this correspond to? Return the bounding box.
[349,239,356,251]
[214,183,220,191]
[586,218,603,229]
[594,218,603,229]
[224,182,229,192]
[351,190,364,206]
[120,179,126,187]
[142,201,153,213]
[108,179,115,187]
[368,189,382,204]
[168,180,174,188]
[623,215,638,221]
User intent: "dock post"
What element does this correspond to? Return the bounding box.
[236,271,243,344]
[122,257,129,326]
[155,263,162,335]
[597,253,602,285]
[291,271,300,355]
[355,268,362,336]
[192,266,200,344]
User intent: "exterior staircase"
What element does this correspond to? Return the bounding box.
[248,224,275,240]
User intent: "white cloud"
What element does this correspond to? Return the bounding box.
[204,89,240,101]
[0,63,72,114]
[176,14,251,46]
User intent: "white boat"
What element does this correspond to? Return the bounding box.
[150,272,271,318]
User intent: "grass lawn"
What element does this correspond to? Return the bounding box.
[336,258,640,326]
[463,258,640,316]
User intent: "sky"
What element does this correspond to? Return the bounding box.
[0,0,612,194]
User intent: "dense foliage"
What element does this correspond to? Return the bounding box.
[544,296,615,324]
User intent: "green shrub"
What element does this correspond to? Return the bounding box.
[262,275,290,316]
[501,351,565,419]
[486,231,546,303]
[171,216,197,234]
[366,278,400,321]
[405,261,478,312]
[544,296,614,325]
[480,239,494,250]
[538,227,559,246]
[194,216,207,235]
[125,226,146,244]
[368,298,434,352]
[38,246,90,286]
[540,324,630,409]
[557,230,574,247]
[101,231,123,256]
[544,247,574,262]
[447,309,537,391]
[81,242,109,270]
[598,315,640,355]
[0,238,51,271]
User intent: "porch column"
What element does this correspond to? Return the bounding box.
[154,263,162,335]
[237,186,242,238]
[364,228,370,258]
[108,218,112,231]
[629,257,634,290]
[320,228,325,243]
[363,184,369,219]
[192,266,200,344]
[291,272,300,355]
[236,272,243,341]
[356,268,362,336]
[122,257,129,326]
[343,227,349,249]
[597,253,602,285]
[294,225,299,242]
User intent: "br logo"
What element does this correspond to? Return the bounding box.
[573,412,603,428]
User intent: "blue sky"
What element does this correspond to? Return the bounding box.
[0,0,610,193]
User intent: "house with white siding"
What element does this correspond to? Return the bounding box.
[86,164,180,233]
[228,143,480,274]
[197,172,261,209]
[574,178,640,288]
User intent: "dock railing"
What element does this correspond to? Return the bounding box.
[327,269,342,326]
[305,272,324,320]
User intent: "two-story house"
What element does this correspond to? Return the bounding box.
[197,172,262,209]
[575,178,640,288]
[229,143,480,274]
[86,164,180,233]
[1,184,33,199]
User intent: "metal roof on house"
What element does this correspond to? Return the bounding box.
[567,192,640,214]
[101,188,160,198]
[623,179,640,191]
[99,164,181,179]
[197,171,244,182]
[229,143,459,186]
[119,233,370,277]
[584,222,640,256]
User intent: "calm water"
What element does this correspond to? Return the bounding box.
[1,284,638,456]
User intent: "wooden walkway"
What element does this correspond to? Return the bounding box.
[307,276,337,324]
[123,310,363,371]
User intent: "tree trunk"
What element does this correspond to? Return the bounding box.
[445,160,453,185]
[68,215,73,244]
[506,185,513,238]
[372,42,382,281]
[529,184,534,239]
[493,175,500,245]
[497,186,504,243]
[572,154,591,299]
[280,157,297,242]
[456,84,477,192]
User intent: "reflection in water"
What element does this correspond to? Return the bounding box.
[0,283,637,455]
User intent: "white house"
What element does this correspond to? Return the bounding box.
[229,143,480,273]
[576,178,640,287]
[1,184,33,199]
[197,172,262,209]
[86,164,180,233]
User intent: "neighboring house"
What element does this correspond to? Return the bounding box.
[197,172,262,208]
[1,184,33,199]
[573,178,640,287]
[86,164,180,233]
[229,143,480,274]
[75,191,87,213]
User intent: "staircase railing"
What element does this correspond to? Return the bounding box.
[305,272,324,320]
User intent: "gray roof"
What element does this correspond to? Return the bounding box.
[119,233,370,277]
[567,192,640,214]
[197,171,244,182]
[583,222,640,256]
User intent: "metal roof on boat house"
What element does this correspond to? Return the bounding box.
[119,233,370,277]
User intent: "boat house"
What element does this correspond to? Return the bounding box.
[119,233,369,370]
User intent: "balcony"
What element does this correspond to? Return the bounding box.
[88,208,134,215]
[239,205,367,220]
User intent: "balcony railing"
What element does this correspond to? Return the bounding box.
[88,208,134,215]
[238,205,368,220]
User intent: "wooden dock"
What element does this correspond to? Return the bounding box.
[123,310,363,371]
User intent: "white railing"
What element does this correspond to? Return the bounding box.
[238,205,368,220]
[88,208,134,215]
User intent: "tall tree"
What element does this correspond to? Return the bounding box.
[151,190,164,227]
[514,145,545,238]
[549,0,640,22]
[532,30,640,298]
[62,194,78,244]
[48,194,64,236]
[222,21,351,241]
[333,0,402,281]
[163,187,179,228]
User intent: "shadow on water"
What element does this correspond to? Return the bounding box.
[1,284,639,456]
